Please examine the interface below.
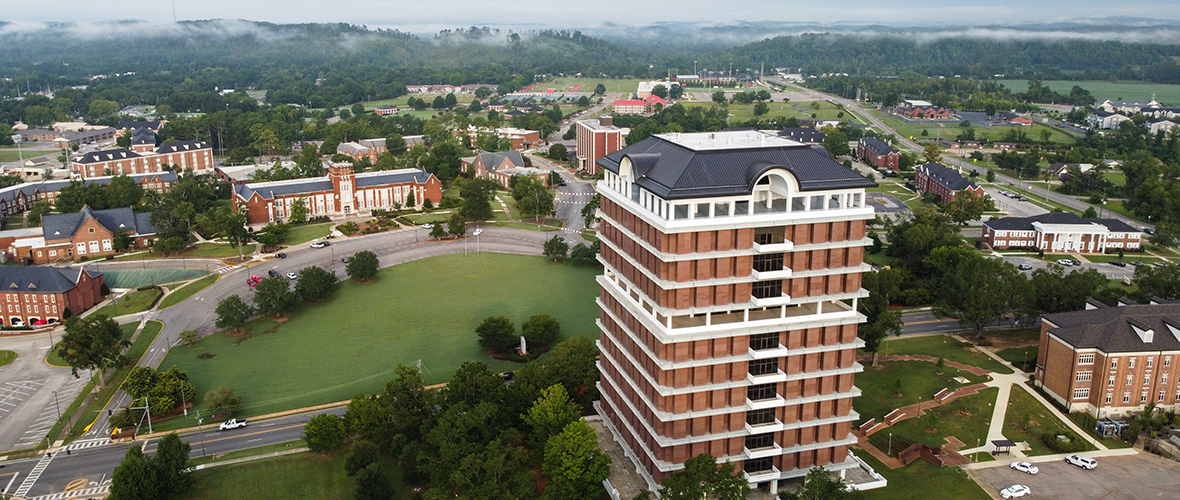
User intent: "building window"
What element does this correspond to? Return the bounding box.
[674,205,689,220]
[810,195,824,210]
[747,383,777,401]
[1159,391,1167,402]
[1126,375,1132,386]
[1147,357,1154,368]
[1163,373,1169,385]
[735,200,750,215]
[1144,375,1151,385]
[1108,375,1115,387]
[1166,356,1172,367]
[1073,388,1089,399]
[49,250,56,257]
[743,457,774,474]
[76,242,86,255]
[1111,358,1118,368]
[1105,393,1113,404]
[744,433,774,450]
[791,197,805,211]
[1123,392,1131,404]
[88,241,99,253]
[1129,357,1136,369]
[1078,354,1095,365]
[714,203,730,217]
[695,203,710,219]
[753,253,784,273]
[102,239,112,251]
[749,332,779,351]
[746,408,776,426]
[1076,372,1092,383]
[752,280,782,299]
[1141,391,1149,403]
[88,227,95,233]
[749,359,778,376]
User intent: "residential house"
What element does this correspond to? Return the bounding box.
[857,137,900,172]
[460,151,549,189]
[1088,110,1132,130]
[645,94,668,111]
[996,112,1034,126]
[1094,99,1161,114]
[1149,117,1179,136]
[914,162,985,203]
[0,266,104,326]
[1046,163,1097,179]
[232,163,441,225]
[72,140,213,179]
[981,212,1142,253]
[30,206,159,264]
[1036,302,1180,417]
[576,116,625,176]
[374,106,398,116]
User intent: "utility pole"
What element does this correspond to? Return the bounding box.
[195,411,207,457]
[130,397,152,436]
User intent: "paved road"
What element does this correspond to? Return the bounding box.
[0,332,92,453]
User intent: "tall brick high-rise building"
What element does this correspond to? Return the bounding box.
[593,131,877,494]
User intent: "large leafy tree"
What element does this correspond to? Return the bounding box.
[514,176,554,221]
[927,247,1030,339]
[447,212,467,238]
[660,454,749,500]
[214,294,254,332]
[153,433,193,498]
[780,467,854,500]
[296,266,339,302]
[885,208,964,277]
[943,189,995,225]
[1132,263,1180,302]
[476,315,516,352]
[523,384,581,448]
[459,178,499,222]
[858,269,905,366]
[109,445,158,500]
[522,314,561,344]
[543,235,569,261]
[443,361,505,408]
[1029,266,1107,314]
[542,419,611,500]
[57,315,129,382]
[253,276,299,318]
[304,414,347,453]
[346,250,380,282]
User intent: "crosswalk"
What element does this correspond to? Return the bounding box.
[215,265,239,274]
[13,450,54,497]
[31,485,109,500]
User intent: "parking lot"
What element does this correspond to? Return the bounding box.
[974,453,1180,500]
[985,187,1049,218]
[1001,255,1139,280]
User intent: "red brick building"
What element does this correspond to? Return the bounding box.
[857,138,899,172]
[612,99,647,115]
[982,212,1142,253]
[374,106,398,116]
[897,100,952,119]
[72,140,213,179]
[576,117,624,176]
[464,126,542,151]
[30,206,158,264]
[460,151,549,189]
[0,266,104,326]
[233,164,441,225]
[595,131,879,493]
[0,172,176,218]
[1036,302,1180,417]
[914,162,985,204]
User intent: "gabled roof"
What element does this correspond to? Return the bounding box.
[596,131,875,200]
[0,171,179,204]
[115,120,162,131]
[917,162,978,192]
[984,212,1140,234]
[154,140,209,154]
[469,151,525,173]
[860,137,897,156]
[0,266,101,294]
[42,206,157,241]
[234,168,434,200]
[354,169,435,188]
[1044,303,1180,353]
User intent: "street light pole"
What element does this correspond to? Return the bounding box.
[195,410,207,457]
[51,390,61,422]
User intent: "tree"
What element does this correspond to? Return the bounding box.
[109,445,158,500]
[124,366,160,400]
[26,200,51,227]
[753,102,769,116]
[1029,266,1107,315]
[57,315,129,381]
[296,266,339,302]
[524,384,582,447]
[927,247,1030,340]
[153,433,193,498]
[112,229,134,252]
[516,176,555,220]
[1132,263,1180,301]
[179,330,197,347]
[253,276,299,317]
[1082,206,1098,218]
[446,212,467,238]
[345,440,382,476]
[570,243,596,266]
[581,194,600,225]
[544,235,569,261]
[594,83,607,95]
[289,198,308,223]
[443,361,504,408]
[549,143,568,160]
[429,223,447,239]
[106,174,145,208]
[542,420,611,500]
[943,189,995,225]
[821,126,850,157]
[780,467,853,500]
[522,314,561,344]
[859,269,904,366]
[214,294,254,332]
[406,190,416,208]
[660,454,749,500]
[669,84,684,99]
[467,100,483,113]
[205,387,242,416]
[922,143,942,164]
[346,250,380,282]
[712,91,727,105]
[355,463,394,500]
[305,414,348,453]
[885,209,964,277]
[476,315,516,352]
[459,178,498,222]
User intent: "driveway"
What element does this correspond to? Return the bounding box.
[984,188,1049,219]
[973,453,1180,500]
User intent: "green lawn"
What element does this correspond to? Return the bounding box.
[0,350,13,367]
[878,336,1013,374]
[882,387,998,452]
[4,215,24,228]
[996,347,1038,373]
[160,275,220,309]
[402,213,450,225]
[189,439,306,467]
[283,223,334,246]
[682,100,852,122]
[852,449,991,500]
[179,243,256,259]
[1000,385,1097,456]
[90,288,163,319]
[854,361,990,423]
[160,254,602,420]
[181,450,411,500]
[0,149,54,163]
[1103,171,1127,187]
[996,79,1180,105]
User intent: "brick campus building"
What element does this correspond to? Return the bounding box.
[0,266,104,326]
[594,131,878,493]
[233,164,441,225]
[71,140,213,179]
[576,116,625,176]
[982,212,1142,254]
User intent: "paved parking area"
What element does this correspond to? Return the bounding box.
[866,193,910,215]
[12,376,88,448]
[984,188,1048,218]
[974,453,1180,500]
[1000,255,1138,280]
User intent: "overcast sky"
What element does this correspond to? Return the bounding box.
[5,1,1176,29]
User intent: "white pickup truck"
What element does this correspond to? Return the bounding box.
[219,418,247,431]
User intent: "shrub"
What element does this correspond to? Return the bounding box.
[1040,430,1090,453]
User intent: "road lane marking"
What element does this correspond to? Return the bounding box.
[247,438,262,443]
[144,422,305,453]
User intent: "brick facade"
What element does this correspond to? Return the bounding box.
[857,138,899,172]
[982,213,1142,253]
[0,267,104,326]
[72,141,213,179]
[233,164,441,225]
[576,117,624,176]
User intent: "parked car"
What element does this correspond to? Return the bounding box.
[10,319,24,327]
[1153,261,1168,267]
[1009,462,1039,475]
[473,228,483,236]
[310,241,328,249]
[1145,228,1156,235]
[341,256,350,263]
[1065,454,1097,470]
[421,223,434,229]
[32,319,47,326]
[1000,485,1031,499]
[247,275,262,287]
[1110,260,1126,267]
[1055,259,1074,266]
[219,418,248,431]
[275,252,287,258]
[1017,264,1033,271]
[268,269,279,277]
[1130,261,1145,267]
[286,272,298,280]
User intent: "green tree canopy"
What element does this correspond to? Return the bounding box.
[305,414,348,453]
[660,454,749,500]
[214,294,254,332]
[476,315,516,352]
[253,276,299,317]
[296,266,339,302]
[58,315,130,381]
[346,250,380,282]
[542,419,612,500]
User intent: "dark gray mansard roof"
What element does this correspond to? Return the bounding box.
[919,162,978,191]
[1044,303,1180,353]
[983,211,1140,233]
[42,206,157,240]
[859,137,897,156]
[0,266,101,294]
[596,132,876,200]
[235,169,434,200]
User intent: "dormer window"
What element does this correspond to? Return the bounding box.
[27,283,36,289]
[88,228,95,234]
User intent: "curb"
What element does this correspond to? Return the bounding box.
[192,446,310,471]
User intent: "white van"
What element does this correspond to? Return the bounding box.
[1065,454,1097,470]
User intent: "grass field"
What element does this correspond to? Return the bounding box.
[160,253,601,420]
[91,288,163,318]
[542,77,649,94]
[180,243,256,259]
[101,269,210,289]
[4,215,24,229]
[69,322,162,437]
[160,275,219,310]
[885,117,1078,145]
[681,99,853,122]
[1001,385,1097,456]
[996,79,1180,105]
[0,350,13,367]
[0,149,54,163]
[878,336,1014,375]
[853,449,990,500]
[283,223,334,247]
[189,439,306,467]
[854,361,990,423]
[883,387,998,452]
[180,450,412,500]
